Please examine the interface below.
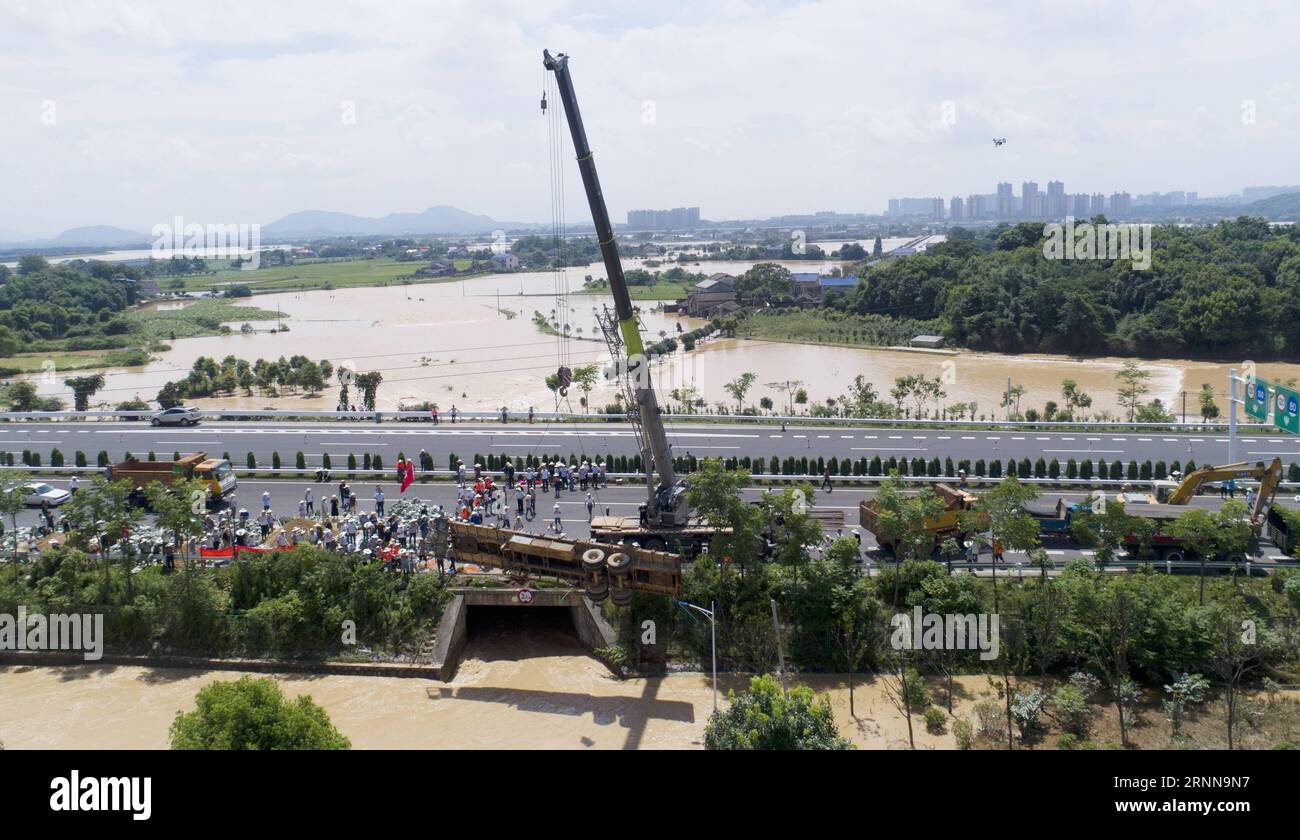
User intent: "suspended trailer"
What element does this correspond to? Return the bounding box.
[450,521,680,605]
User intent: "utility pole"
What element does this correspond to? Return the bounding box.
[1227,368,1241,494]
[1181,389,1187,424]
[770,598,788,696]
[1005,377,1012,422]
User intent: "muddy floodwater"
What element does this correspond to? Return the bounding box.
[35,252,1300,418]
[0,607,972,750]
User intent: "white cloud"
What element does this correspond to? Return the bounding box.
[0,0,1296,237]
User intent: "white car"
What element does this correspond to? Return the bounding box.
[21,482,71,507]
[151,406,201,426]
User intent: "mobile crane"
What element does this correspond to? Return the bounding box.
[543,49,716,554]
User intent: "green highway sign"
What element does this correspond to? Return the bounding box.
[1273,384,1300,435]
[1245,378,1270,421]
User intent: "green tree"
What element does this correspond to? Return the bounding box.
[354,371,383,411]
[704,675,851,750]
[169,676,351,750]
[1116,362,1151,422]
[64,374,106,412]
[723,372,757,412]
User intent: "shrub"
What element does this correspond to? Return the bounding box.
[1052,683,1091,737]
[952,718,973,750]
[974,700,1003,738]
[924,707,947,735]
[1010,687,1045,739]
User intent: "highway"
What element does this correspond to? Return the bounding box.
[4,419,1300,468]
[14,476,1297,569]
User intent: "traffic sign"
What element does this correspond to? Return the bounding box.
[517,589,534,604]
[1273,384,1300,435]
[1245,379,1270,421]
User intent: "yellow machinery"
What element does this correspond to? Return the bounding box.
[1127,458,1284,529]
[860,483,983,553]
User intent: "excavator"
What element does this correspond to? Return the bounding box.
[1118,457,1283,530]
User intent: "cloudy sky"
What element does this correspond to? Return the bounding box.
[0,0,1297,238]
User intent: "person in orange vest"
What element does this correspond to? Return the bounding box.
[992,539,1005,564]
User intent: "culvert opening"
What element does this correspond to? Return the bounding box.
[464,605,583,660]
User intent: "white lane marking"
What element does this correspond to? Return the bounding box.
[840,435,855,439]
[1045,449,1123,454]
[961,436,975,440]
[852,447,926,452]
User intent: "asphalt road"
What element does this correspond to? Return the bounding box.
[5,420,1300,469]
[17,476,1296,568]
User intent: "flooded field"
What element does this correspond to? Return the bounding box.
[30,254,1300,418]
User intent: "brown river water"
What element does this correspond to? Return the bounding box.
[0,607,973,750]
[32,255,1300,417]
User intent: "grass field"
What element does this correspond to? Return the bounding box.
[0,348,152,374]
[737,309,939,348]
[578,278,691,300]
[185,257,482,294]
[126,298,285,341]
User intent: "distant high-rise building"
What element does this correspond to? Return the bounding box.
[1242,185,1300,203]
[930,198,945,220]
[1071,194,1090,217]
[996,182,1014,217]
[1110,191,1131,217]
[1091,193,1106,215]
[1187,191,1198,204]
[1047,181,1067,217]
[1022,181,1041,217]
[626,207,700,229]
[949,196,964,220]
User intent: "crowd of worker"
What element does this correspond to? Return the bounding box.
[188,457,612,576]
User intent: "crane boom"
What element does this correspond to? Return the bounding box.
[543,49,686,527]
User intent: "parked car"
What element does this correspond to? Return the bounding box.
[20,482,71,507]
[150,406,201,426]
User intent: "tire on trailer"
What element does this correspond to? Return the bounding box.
[641,536,667,553]
[610,587,633,607]
[581,548,606,572]
[606,552,631,577]
[1162,549,1185,565]
[586,582,609,602]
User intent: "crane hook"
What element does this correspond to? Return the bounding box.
[540,91,548,114]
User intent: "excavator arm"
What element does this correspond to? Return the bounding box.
[1165,458,1283,524]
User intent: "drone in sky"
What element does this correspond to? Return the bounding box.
[992,138,1007,147]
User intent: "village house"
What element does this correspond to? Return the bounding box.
[684,273,739,317]
[490,252,520,271]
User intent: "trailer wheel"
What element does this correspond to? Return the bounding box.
[586,584,609,603]
[1163,549,1185,565]
[641,536,667,553]
[606,552,631,576]
[610,588,633,607]
[581,548,606,572]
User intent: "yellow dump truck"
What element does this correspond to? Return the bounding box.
[860,482,982,553]
[108,452,237,505]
